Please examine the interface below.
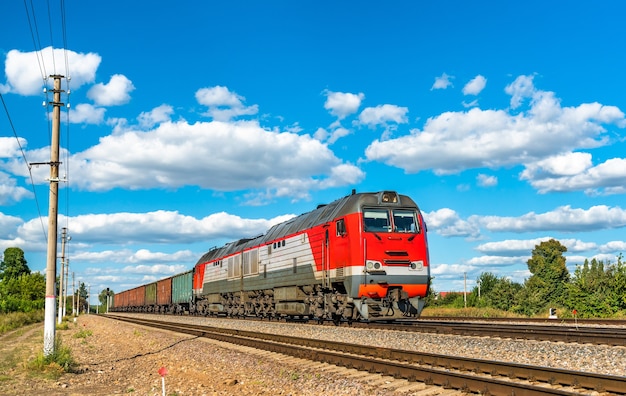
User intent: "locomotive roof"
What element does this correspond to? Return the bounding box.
[195,191,418,265]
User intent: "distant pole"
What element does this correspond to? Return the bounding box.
[43,75,64,357]
[57,227,68,324]
[463,272,467,308]
[87,285,90,315]
[63,259,69,317]
[72,272,76,316]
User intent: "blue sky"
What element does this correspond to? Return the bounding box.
[1,1,625,298]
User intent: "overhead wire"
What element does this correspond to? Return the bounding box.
[23,0,47,80]
[0,93,47,240]
[59,0,72,246]
[45,0,57,75]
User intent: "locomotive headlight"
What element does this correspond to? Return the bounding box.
[366,260,382,271]
[410,260,424,271]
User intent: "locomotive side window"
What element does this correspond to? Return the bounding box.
[336,218,346,236]
[363,209,391,232]
[392,209,419,233]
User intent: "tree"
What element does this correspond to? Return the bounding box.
[98,288,114,312]
[565,255,626,317]
[0,247,30,281]
[486,278,522,311]
[0,273,45,313]
[77,282,89,313]
[514,239,570,316]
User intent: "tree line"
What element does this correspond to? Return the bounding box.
[2,240,625,318]
[0,247,107,315]
[428,239,626,318]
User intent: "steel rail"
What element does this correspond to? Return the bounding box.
[363,320,626,346]
[105,314,626,395]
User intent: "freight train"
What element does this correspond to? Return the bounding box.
[110,190,431,322]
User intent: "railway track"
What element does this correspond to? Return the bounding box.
[105,314,626,395]
[361,319,626,346]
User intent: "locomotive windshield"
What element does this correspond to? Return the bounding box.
[363,208,419,233]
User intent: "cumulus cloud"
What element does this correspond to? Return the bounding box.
[431,73,454,90]
[195,86,258,121]
[472,205,626,233]
[365,74,626,180]
[423,208,480,238]
[68,103,106,124]
[0,136,27,158]
[3,47,101,95]
[477,173,497,187]
[505,74,536,109]
[463,75,487,95]
[23,119,364,200]
[324,90,364,119]
[15,211,296,250]
[87,74,135,106]
[0,172,32,205]
[521,155,626,195]
[475,237,597,256]
[137,104,174,128]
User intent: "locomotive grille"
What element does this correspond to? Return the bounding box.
[384,259,411,266]
[385,250,409,256]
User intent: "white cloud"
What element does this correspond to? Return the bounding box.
[431,73,454,90]
[505,74,536,109]
[521,155,626,195]
[0,172,32,205]
[45,119,364,200]
[472,205,626,233]
[4,47,101,95]
[466,255,528,267]
[358,104,408,137]
[68,103,106,124]
[137,104,174,128]
[87,74,135,106]
[463,75,486,95]
[598,241,626,254]
[324,91,364,119]
[477,173,497,187]
[15,211,296,250]
[0,212,24,239]
[475,237,597,256]
[0,136,27,158]
[195,86,258,121]
[365,75,625,179]
[423,208,480,238]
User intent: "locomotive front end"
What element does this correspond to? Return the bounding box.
[353,191,430,320]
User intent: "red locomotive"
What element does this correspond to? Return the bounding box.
[111,190,430,322]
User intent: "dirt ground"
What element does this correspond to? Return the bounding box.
[0,314,400,396]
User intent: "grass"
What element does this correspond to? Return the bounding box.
[26,336,77,379]
[422,307,527,318]
[0,310,44,335]
[0,311,78,383]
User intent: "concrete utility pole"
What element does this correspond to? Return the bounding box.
[72,272,76,315]
[463,272,467,309]
[63,258,69,317]
[43,75,64,357]
[57,227,68,324]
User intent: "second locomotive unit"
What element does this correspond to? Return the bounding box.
[112,190,431,322]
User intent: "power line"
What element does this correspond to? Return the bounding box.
[23,0,47,80]
[0,92,47,241]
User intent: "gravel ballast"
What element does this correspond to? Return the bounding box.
[1,313,624,395]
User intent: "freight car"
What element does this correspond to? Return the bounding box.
[111,190,431,322]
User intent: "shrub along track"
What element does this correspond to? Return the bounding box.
[105,314,626,395]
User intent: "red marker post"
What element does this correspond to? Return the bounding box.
[158,366,168,396]
[572,309,578,329]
